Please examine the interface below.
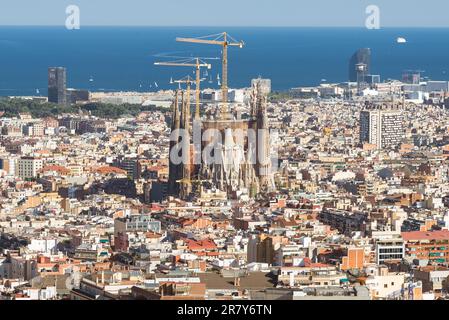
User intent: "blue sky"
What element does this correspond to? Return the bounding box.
[0,0,449,27]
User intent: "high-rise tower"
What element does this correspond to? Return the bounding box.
[360,104,404,150]
[349,48,371,82]
[48,67,67,105]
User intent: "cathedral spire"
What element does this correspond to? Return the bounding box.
[255,82,272,192]
[169,90,181,195]
[180,83,192,199]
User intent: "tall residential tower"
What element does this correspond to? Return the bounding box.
[360,104,404,150]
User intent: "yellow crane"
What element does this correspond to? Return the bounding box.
[176,32,244,105]
[154,58,211,119]
[173,75,194,94]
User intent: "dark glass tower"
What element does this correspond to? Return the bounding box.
[349,48,371,82]
[48,67,67,105]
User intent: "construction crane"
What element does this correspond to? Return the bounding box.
[155,58,212,120]
[173,75,194,95]
[176,32,244,105]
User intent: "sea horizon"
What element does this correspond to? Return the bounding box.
[1,26,449,96]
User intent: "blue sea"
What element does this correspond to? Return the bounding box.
[0,26,449,96]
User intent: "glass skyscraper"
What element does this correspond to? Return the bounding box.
[349,48,371,82]
[48,67,67,105]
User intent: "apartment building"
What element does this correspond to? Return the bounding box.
[360,108,404,149]
[17,157,43,179]
[402,230,449,265]
[373,232,405,265]
[277,264,347,287]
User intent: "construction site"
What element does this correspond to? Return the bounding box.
[155,32,275,201]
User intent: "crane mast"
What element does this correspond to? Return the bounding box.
[222,32,228,105]
[195,59,201,120]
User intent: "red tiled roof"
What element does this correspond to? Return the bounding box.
[41,165,70,175]
[401,230,449,241]
[150,203,163,211]
[92,166,127,175]
[184,238,217,251]
[145,232,161,239]
[301,257,312,267]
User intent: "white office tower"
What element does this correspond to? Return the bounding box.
[360,106,404,150]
